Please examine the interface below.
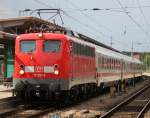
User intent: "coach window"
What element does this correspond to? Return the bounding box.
[113,59,115,69]
[100,56,102,68]
[101,57,104,70]
[109,58,111,70]
[111,59,113,69]
[98,57,100,68]
[103,57,105,70]
[117,60,119,70]
[44,40,61,53]
[116,60,117,69]
[108,58,110,70]
[103,58,105,69]
[115,59,117,70]
[114,59,116,70]
[20,40,36,53]
[110,58,112,69]
[105,58,106,69]
[110,58,112,70]
[111,58,113,70]
[105,57,107,70]
[113,59,115,70]
[102,57,104,70]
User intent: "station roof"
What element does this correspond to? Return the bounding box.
[0,31,17,43]
[0,16,64,34]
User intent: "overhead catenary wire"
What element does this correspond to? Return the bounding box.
[33,0,53,8]
[65,0,132,48]
[32,0,113,40]
[63,5,150,12]
[66,0,113,33]
[62,11,109,38]
[116,0,150,39]
[136,0,150,28]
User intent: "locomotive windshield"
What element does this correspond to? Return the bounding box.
[20,41,36,53]
[43,40,61,53]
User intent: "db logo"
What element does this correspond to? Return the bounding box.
[34,66,43,72]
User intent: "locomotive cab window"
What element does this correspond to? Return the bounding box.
[44,40,61,53]
[20,41,36,53]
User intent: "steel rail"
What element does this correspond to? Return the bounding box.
[0,108,24,118]
[0,97,15,103]
[99,83,150,118]
[136,99,150,118]
[0,97,21,110]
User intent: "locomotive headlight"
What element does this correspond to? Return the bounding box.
[38,33,43,38]
[54,70,59,75]
[19,70,25,75]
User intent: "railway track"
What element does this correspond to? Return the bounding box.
[0,94,98,118]
[0,101,56,118]
[100,81,150,118]
[0,79,149,118]
[0,97,75,118]
[0,106,56,118]
[0,97,20,110]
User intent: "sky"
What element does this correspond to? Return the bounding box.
[1,0,150,52]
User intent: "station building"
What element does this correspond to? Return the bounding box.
[0,17,62,82]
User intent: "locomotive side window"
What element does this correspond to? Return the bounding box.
[72,42,95,57]
[44,40,61,53]
[20,41,36,53]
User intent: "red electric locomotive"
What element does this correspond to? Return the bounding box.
[13,32,96,101]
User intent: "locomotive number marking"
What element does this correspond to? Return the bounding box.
[32,73,46,78]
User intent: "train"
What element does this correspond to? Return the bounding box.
[13,29,145,101]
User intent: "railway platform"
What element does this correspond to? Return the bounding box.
[143,72,150,77]
[0,85,13,99]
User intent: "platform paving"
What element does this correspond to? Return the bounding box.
[0,85,13,99]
